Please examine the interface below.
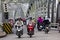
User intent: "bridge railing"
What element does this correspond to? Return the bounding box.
[49,23,60,30]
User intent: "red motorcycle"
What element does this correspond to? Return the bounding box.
[27,23,34,38]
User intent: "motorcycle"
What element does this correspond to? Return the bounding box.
[27,23,34,38]
[37,22,43,31]
[16,25,23,38]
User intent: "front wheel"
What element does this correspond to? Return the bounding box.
[30,35,32,38]
[38,27,42,31]
[18,35,21,38]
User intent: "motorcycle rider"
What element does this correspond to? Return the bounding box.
[43,18,50,26]
[37,16,43,31]
[43,18,50,30]
[14,19,23,35]
[27,18,34,35]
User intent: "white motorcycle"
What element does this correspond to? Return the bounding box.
[16,25,23,38]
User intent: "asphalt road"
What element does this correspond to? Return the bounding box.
[0,26,60,40]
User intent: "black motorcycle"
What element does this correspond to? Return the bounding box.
[16,25,23,38]
[43,20,50,34]
[37,21,43,31]
[27,23,34,38]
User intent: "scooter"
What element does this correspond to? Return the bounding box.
[27,23,34,38]
[16,25,23,38]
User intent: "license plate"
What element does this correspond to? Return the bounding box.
[40,26,42,28]
[18,30,20,31]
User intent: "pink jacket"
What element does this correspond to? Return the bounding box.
[38,17,43,23]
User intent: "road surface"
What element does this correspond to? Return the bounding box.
[0,28,60,40]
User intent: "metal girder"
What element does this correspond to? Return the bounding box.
[51,0,56,23]
[48,0,51,18]
[26,0,35,17]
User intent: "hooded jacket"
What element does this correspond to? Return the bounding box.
[37,17,43,23]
